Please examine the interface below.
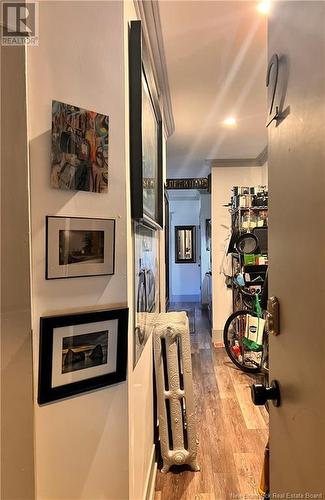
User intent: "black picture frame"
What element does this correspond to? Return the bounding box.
[38,308,128,404]
[46,216,116,279]
[129,20,163,230]
[175,225,196,264]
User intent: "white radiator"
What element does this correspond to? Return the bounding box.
[153,312,200,473]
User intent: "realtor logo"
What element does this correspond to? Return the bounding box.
[1,2,39,45]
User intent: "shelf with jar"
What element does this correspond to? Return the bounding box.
[226,186,268,312]
[230,186,268,232]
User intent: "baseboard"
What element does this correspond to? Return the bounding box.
[145,446,157,500]
[212,328,223,344]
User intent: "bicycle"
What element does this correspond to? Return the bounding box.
[223,273,269,374]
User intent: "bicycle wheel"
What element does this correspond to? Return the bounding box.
[223,309,263,373]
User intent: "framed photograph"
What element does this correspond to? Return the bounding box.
[46,216,115,279]
[129,20,163,230]
[51,100,109,193]
[134,222,160,368]
[38,308,128,404]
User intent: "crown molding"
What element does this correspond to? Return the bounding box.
[208,146,268,168]
[133,0,175,137]
[256,146,268,165]
[168,190,201,201]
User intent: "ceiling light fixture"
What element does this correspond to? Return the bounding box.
[223,117,237,127]
[257,0,271,15]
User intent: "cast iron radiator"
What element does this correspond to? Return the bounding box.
[153,312,199,473]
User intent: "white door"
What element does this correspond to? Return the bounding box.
[268,2,325,495]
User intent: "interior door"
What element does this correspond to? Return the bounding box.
[268,2,325,495]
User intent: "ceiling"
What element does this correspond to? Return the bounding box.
[158,0,268,178]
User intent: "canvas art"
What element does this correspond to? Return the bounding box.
[134,223,160,367]
[51,100,109,193]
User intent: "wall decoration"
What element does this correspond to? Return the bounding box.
[175,225,196,264]
[166,178,209,190]
[206,218,211,251]
[134,222,160,367]
[129,20,163,230]
[51,100,109,193]
[46,216,115,279]
[38,308,128,404]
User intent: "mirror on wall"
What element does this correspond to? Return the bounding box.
[205,218,211,251]
[175,225,196,263]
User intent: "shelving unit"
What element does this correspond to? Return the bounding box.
[228,186,268,313]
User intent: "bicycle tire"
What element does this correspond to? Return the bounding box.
[223,309,262,373]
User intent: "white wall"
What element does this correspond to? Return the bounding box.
[199,193,211,305]
[27,3,129,498]
[169,195,201,302]
[211,165,268,342]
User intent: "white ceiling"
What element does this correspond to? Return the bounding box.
[158,0,268,178]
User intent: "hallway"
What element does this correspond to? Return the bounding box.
[155,304,268,500]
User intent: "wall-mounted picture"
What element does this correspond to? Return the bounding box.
[134,222,160,368]
[129,20,163,230]
[38,308,128,404]
[46,216,115,279]
[51,100,109,193]
[206,218,211,251]
[62,330,108,374]
[175,225,196,263]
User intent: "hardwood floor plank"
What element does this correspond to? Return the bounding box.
[213,473,241,500]
[233,383,268,430]
[155,303,269,500]
[234,452,264,496]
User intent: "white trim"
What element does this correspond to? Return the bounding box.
[144,445,157,500]
[208,146,268,168]
[212,329,223,344]
[133,0,175,137]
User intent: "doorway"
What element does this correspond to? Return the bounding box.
[166,190,211,313]
[155,309,268,499]
[157,178,269,499]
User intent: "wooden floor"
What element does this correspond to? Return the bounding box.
[155,304,268,500]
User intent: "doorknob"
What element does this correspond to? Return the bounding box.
[251,380,281,407]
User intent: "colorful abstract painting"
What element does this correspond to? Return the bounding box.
[51,100,109,193]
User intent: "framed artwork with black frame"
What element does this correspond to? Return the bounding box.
[175,225,196,264]
[46,216,115,279]
[129,20,163,230]
[38,308,128,404]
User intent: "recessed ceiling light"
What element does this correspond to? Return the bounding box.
[223,117,237,127]
[257,0,271,15]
